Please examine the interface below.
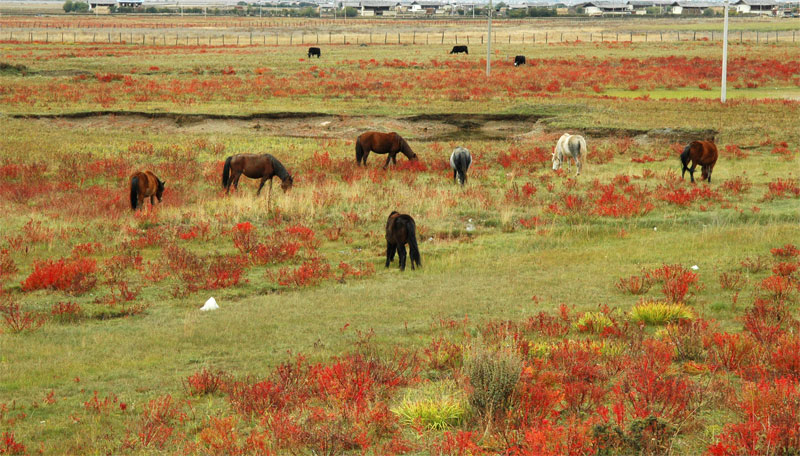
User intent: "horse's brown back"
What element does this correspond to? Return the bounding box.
[691,140,718,166]
[131,170,159,196]
[229,154,275,179]
[358,132,401,155]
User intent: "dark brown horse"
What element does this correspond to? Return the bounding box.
[680,140,718,183]
[222,154,293,208]
[355,132,417,169]
[385,211,421,271]
[130,170,165,210]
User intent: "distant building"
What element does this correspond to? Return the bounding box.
[88,0,115,13]
[669,1,720,14]
[117,0,142,7]
[576,1,633,15]
[627,0,671,14]
[359,0,399,15]
[733,0,778,14]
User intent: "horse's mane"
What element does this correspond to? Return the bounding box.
[268,155,291,182]
[398,135,414,157]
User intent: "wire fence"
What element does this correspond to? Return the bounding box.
[2,28,798,46]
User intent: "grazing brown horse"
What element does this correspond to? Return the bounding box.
[385,211,421,271]
[355,132,417,169]
[130,171,165,210]
[680,140,719,183]
[222,153,293,207]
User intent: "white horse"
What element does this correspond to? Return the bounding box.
[552,133,588,176]
[449,147,472,186]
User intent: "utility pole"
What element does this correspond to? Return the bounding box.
[721,0,729,102]
[486,0,492,76]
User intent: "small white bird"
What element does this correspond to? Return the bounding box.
[200,297,219,312]
[691,265,699,270]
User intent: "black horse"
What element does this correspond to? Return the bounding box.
[450,45,468,55]
[308,47,321,58]
[514,55,526,66]
[385,211,421,271]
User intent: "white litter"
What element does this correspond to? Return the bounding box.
[200,297,219,312]
[653,227,658,231]
[691,265,699,270]
[320,121,331,126]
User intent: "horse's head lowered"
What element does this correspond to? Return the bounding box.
[281,175,294,192]
[551,150,562,171]
[156,179,166,202]
[399,137,418,161]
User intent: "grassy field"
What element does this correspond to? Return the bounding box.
[1,16,799,456]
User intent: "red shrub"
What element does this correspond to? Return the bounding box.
[0,249,18,280]
[718,271,746,291]
[185,368,228,396]
[1,299,45,333]
[50,301,82,323]
[20,257,97,294]
[137,395,183,449]
[771,244,800,259]
[1,432,26,455]
[84,391,118,415]
[743,298,791,345]
[707,377,800,456]
[761,178,800,201]
[759,275,795,301]
[337,261,375,282]
[647,264,700,303]
[616,275,652,295]
[275,258,332,287]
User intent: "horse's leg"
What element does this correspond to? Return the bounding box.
[383,154,392,169]
[689,163,697,183]
[576,156,581,176]
[398,244,407,271]
[385,242,396,267]
[150,195,155,206]
[362,150,369,166]
[391,154,397,166]
[232,172,242,191]
[256,177,267,196]
[267,179,274,211]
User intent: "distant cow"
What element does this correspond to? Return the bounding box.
[450,45,468,55]
[514,55,526,66]
[308,47,321,58]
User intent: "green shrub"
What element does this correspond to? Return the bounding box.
[630,301,693,326]
[392,382,467,430]
[574,311,615,333]
[464,344,521,431]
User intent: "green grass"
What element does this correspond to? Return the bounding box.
[0,20,799,452]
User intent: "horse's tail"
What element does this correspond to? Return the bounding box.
[222,156,232,187]
[406,219,421,269]
[130,176,139,210]
[680,145,692,174]
[455,152,468,185]
[355,138,364,164]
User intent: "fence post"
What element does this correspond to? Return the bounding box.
[546,32,548,43]
[413,31,415,44]
[398,33,400,44]
[441,32,444,44]
[693,31,696,40]
[560,32,563,42]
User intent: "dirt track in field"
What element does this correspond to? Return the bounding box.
[17,111,717,143]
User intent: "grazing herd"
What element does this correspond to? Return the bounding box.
[130,131,720,270]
